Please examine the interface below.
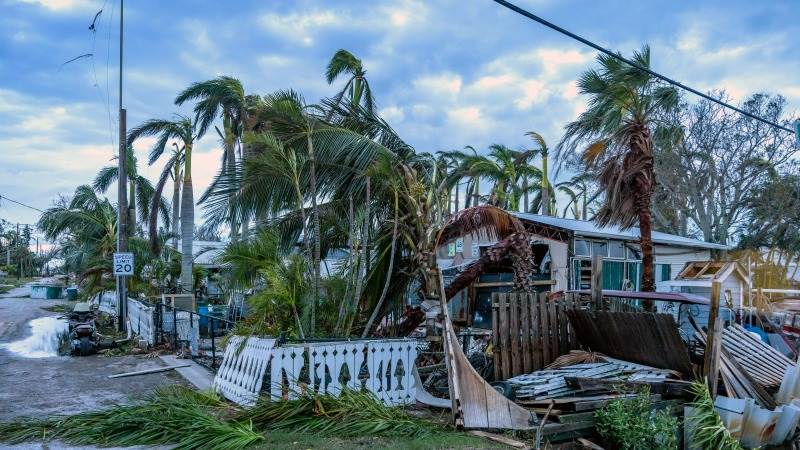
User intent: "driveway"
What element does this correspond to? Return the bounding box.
[0,285,183,422]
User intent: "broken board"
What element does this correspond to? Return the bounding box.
[437,269,536,430]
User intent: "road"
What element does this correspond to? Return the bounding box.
[0,284,182,423]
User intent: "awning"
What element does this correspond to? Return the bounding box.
[568,289,709,305]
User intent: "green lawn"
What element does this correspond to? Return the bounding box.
[0,277,33,294]
[254,432,509,449]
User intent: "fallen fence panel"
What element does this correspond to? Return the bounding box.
[213,336,276,406]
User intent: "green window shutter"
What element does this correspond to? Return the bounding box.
[602,260,624,290]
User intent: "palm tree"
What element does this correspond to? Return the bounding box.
[326,49,374,113]
[128,115,205,292]
[175,76,246,240]
[560,45,679,298]
[92,145,168,235]
[38,185,153,296]
[525,131,553,215]
[460,144,540,211]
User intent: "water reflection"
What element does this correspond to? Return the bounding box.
[1,316,69,358]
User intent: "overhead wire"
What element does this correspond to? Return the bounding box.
[0,195,44,213]
[491,0,797,135]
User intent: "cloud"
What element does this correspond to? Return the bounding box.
[258,10,342,46]
[413,73,462,97]
[12,0,92,12]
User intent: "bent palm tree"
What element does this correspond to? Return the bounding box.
[128,115,204,291]
[326,49,374,113]
[560,45,679,299]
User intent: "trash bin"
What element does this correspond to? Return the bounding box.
[66,287,78,301]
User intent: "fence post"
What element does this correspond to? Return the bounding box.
[704,280,723,397]
[210,317,216,370]
[591,254,603,310]
[172,306,177,350]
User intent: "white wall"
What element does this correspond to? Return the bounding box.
[654,246,711,280]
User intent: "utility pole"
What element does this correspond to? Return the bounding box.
[16,223,20,280]
[116,0,128,331]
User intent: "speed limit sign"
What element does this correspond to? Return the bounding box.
[113,252,134,276]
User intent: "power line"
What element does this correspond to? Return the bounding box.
[0,195,44,213]
[491,0,797,135]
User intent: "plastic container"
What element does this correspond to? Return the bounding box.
[66,287,78,301]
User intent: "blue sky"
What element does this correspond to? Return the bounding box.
[1,0,798,229]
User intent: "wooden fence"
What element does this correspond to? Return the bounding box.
[491,291,578,380]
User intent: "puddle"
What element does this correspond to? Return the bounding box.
[1,316,69,358]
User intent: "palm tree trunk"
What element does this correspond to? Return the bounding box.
[225,116,239,242]
[637,190,656,309]
[454,182,460,212]
[473,177,480,206]
[307,133,321,336]
[171,169,181,250]
[523,175,529,213]
[361,191,399,337]
[347,177,370,336]
[128,181,137,236]
[180,145,194,293]
[541,154,550,215]
[335,195,356,334]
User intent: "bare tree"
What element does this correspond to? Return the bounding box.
[654,92,797,245]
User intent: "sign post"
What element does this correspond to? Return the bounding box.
[113,252,133,329]
[113,252,134,276]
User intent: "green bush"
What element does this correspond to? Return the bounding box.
[594,389,679,450]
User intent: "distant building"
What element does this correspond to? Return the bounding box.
[439,212,729,328]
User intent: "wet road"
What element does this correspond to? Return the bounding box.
[0,285,183,423]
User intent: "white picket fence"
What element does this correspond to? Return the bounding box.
[213,336,276,406]
[269,339,418,406]
[126,298,156,345]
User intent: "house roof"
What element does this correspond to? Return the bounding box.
[513,213,729,250]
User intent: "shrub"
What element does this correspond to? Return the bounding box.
[594,388,679,450]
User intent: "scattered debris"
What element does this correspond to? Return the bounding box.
[107,364,191,378]
[467,430,529,449]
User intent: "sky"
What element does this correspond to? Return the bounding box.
[1,0,798,234]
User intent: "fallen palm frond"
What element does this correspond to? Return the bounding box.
[0,386,262,450]
[687,381,743,450]
[240,388,437,438]
[546,350,608,369]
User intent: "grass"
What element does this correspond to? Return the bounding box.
[40,303,71,313]
[0,277,35,294]
[0,386,503,449]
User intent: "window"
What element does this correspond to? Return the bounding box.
[609,241,625,258]
[627,246,641,260]
[592,241,608,257]
[574,240,590,256]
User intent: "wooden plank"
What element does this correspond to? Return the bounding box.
[557,296,568,357]
[520,293,532,374]
[540,292,550,365]
[703,281,722,396]
[531,293,541,370]
[437,270,535,430]
[467,431,528,449]
[548,296,558,364]
[498,293,511,380]
[484,382,511,428]
[492,292,501,381]
[510,293,521,376]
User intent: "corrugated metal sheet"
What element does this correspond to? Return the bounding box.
[565,310,693,375]
[514,212,729,250]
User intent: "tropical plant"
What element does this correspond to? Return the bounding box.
[37,186,153,296]
[686,381,742,450]
[128,115,206,291]
[326,49,374,113]
[524,131,553,215]
[92,145,169,236]
[458,144,541,211]
[175,76,247,240]
[559,45,679,298]
[594,388,679,449]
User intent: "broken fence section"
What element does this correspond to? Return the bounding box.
[213,336,276,406]
[126,297,156,345]
[491,291,579,380]
[269,339,419,406]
